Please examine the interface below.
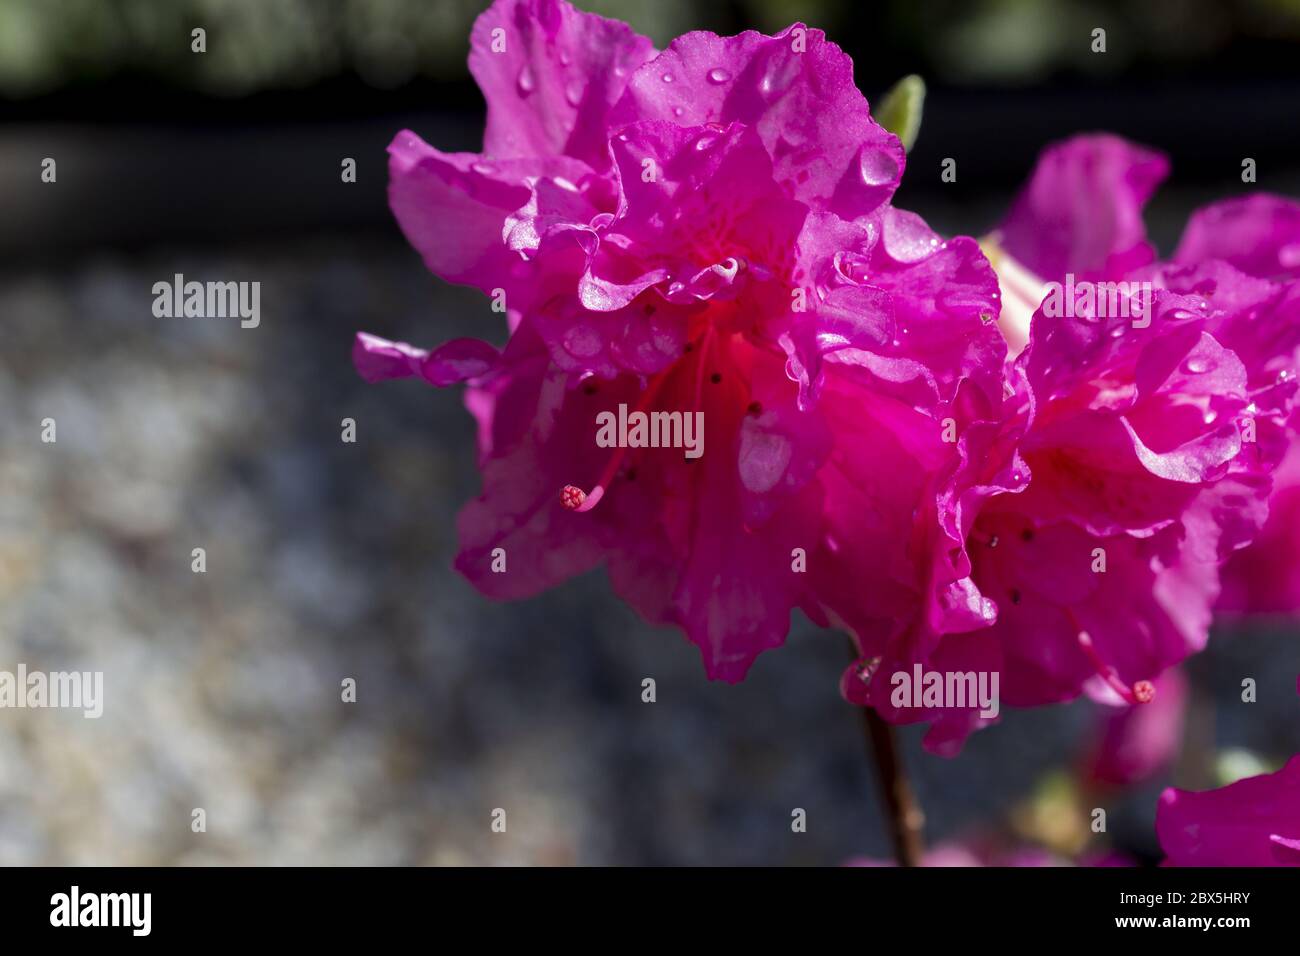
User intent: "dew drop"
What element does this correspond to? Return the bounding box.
[1182,355,1213,375]
[979,597,997,622]
[758,55,800,99]
[564,80,583,107]
[707,67,731,84]
[859,147,900,186]
[694,133,718,151]
[661,72,674,83]
[516,65,536,96]
[882,209,940,263]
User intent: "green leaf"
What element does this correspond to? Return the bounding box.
[1214,749,1278,787]
[876,74,926,153]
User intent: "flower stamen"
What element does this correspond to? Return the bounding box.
[1076,628,1156,705]
[560,345,684,513]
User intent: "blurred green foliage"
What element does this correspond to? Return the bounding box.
[0,0,1298,97]
[0,0,707,95]
[875,74,925,151]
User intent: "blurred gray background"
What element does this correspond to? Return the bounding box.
[1,0,1299,865]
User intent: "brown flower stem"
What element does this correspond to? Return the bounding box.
[860,702,926,867]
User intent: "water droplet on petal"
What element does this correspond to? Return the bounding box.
[707,67,731,84]
[564,80,583,106]
[758,54,800,99]
[516,65,536,96]
[979,597,997,623]
[672,106,684,117]
[882,210,940,263]
[1182,355,1213,375]
[859,146,899,186]
[661,72,674,83]
[559,50,572,66]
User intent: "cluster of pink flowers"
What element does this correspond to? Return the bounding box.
[355,0,1300,865]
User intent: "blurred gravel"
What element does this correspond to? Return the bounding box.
[1,233,1297,865]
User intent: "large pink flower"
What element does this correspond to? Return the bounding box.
[999,143,1300,623]
[844,135,1300,753]
[1157,755,1300,866]
[356,0,1004,680]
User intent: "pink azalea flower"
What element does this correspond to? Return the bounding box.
[844,135,1300,753]
[1171,193,1300,615]
[1157,755,1300,866]
[356,0,1004,680]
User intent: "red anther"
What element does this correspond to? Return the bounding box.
[560,485,586,510]
[1075,626,1156,706]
